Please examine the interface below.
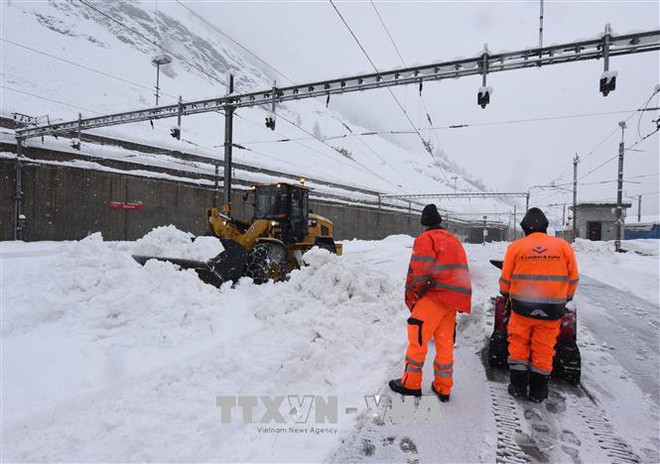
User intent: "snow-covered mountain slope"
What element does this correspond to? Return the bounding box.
[1,0,512,215]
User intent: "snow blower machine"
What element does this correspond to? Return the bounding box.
[487,259,581,384]
[133,182,342,287]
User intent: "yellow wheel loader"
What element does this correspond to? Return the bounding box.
[133,182,342,286]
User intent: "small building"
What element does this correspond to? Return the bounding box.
[570,202,631,241]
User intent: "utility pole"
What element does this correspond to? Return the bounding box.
[509,210,514,241]
[525,193,530,212]
[615,121,626,252]
[376,196,382,240]
[513,204,517,241]
[222,74,235,215]
[13,138,24,240]
[562,204,566,228]
[572,153,579,240]
[637,195,642,222]
[483,215,488,245]
[213,164,219,208]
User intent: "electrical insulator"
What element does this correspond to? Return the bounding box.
[265,116,276,131]
[170,127,181,139]
[477,86,492,109]
[599,71,617,97]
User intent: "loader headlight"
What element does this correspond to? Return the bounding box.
[270,221,279,227]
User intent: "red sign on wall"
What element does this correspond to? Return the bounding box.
[108,201,144,211]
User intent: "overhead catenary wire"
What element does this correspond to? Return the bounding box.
[531,126,660,206]
[235,111,399,188]
[577,125,659,183]
[170,1,414,191]
[637,88,659,139]
[1,86,102,115]
[0,38,180,102]
[548,87,660,185]
[174,0,294,85]
[547,172,659,189]
[237,108,642,145]
[262,110,405,188]
[74,0,406,191]
[328,0,438,163]
[369,0,444,154]
[77,0,229,89]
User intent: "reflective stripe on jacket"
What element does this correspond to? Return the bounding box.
[499,232,579,320]
[405,227,472,313]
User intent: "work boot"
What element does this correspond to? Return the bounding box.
[507,369,529,398]
[529,372,549,403]
[388,379,422,397]
[431,382,450,402]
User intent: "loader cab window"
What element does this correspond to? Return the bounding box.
[254,186,288,219]
[289,187,308,242]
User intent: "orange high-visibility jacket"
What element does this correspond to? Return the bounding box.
[405,227,472,313]
[499,232,579,320]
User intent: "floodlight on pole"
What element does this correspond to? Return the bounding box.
[152,54,172,106]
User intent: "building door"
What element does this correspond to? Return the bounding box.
[587,221,602,241]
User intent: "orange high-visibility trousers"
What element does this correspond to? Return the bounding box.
[507,311,561,375]
[401,297,457,395]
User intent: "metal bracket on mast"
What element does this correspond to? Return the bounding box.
[478,44,492,109]
[600,24,617,96]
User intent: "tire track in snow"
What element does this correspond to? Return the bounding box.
[573,395,641,463]
[328,392,423,463]
[487,382,530,464]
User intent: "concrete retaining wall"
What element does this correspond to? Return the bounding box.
[1,157,428,242]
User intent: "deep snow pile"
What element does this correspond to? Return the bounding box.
[123,225,224,261]
[573,238,660,304]
[1,232,411,461]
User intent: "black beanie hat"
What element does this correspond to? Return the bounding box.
[421,204,442,226]
[520,207,549,234]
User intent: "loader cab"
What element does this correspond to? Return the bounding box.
[253,183,309,243]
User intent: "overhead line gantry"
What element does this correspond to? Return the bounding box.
[11,27,660,239]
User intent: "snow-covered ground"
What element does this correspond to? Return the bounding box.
[1,231,659,462]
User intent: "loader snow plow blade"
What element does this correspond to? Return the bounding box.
[132,239,247,288]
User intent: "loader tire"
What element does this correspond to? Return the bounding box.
[246,243,288,285]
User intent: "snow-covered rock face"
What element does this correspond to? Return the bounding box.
[23,0,267,89]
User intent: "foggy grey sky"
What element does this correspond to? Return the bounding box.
[171,1,659,217]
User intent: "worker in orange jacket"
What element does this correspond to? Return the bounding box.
[499,207,579,402]
[389,204,472,402]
